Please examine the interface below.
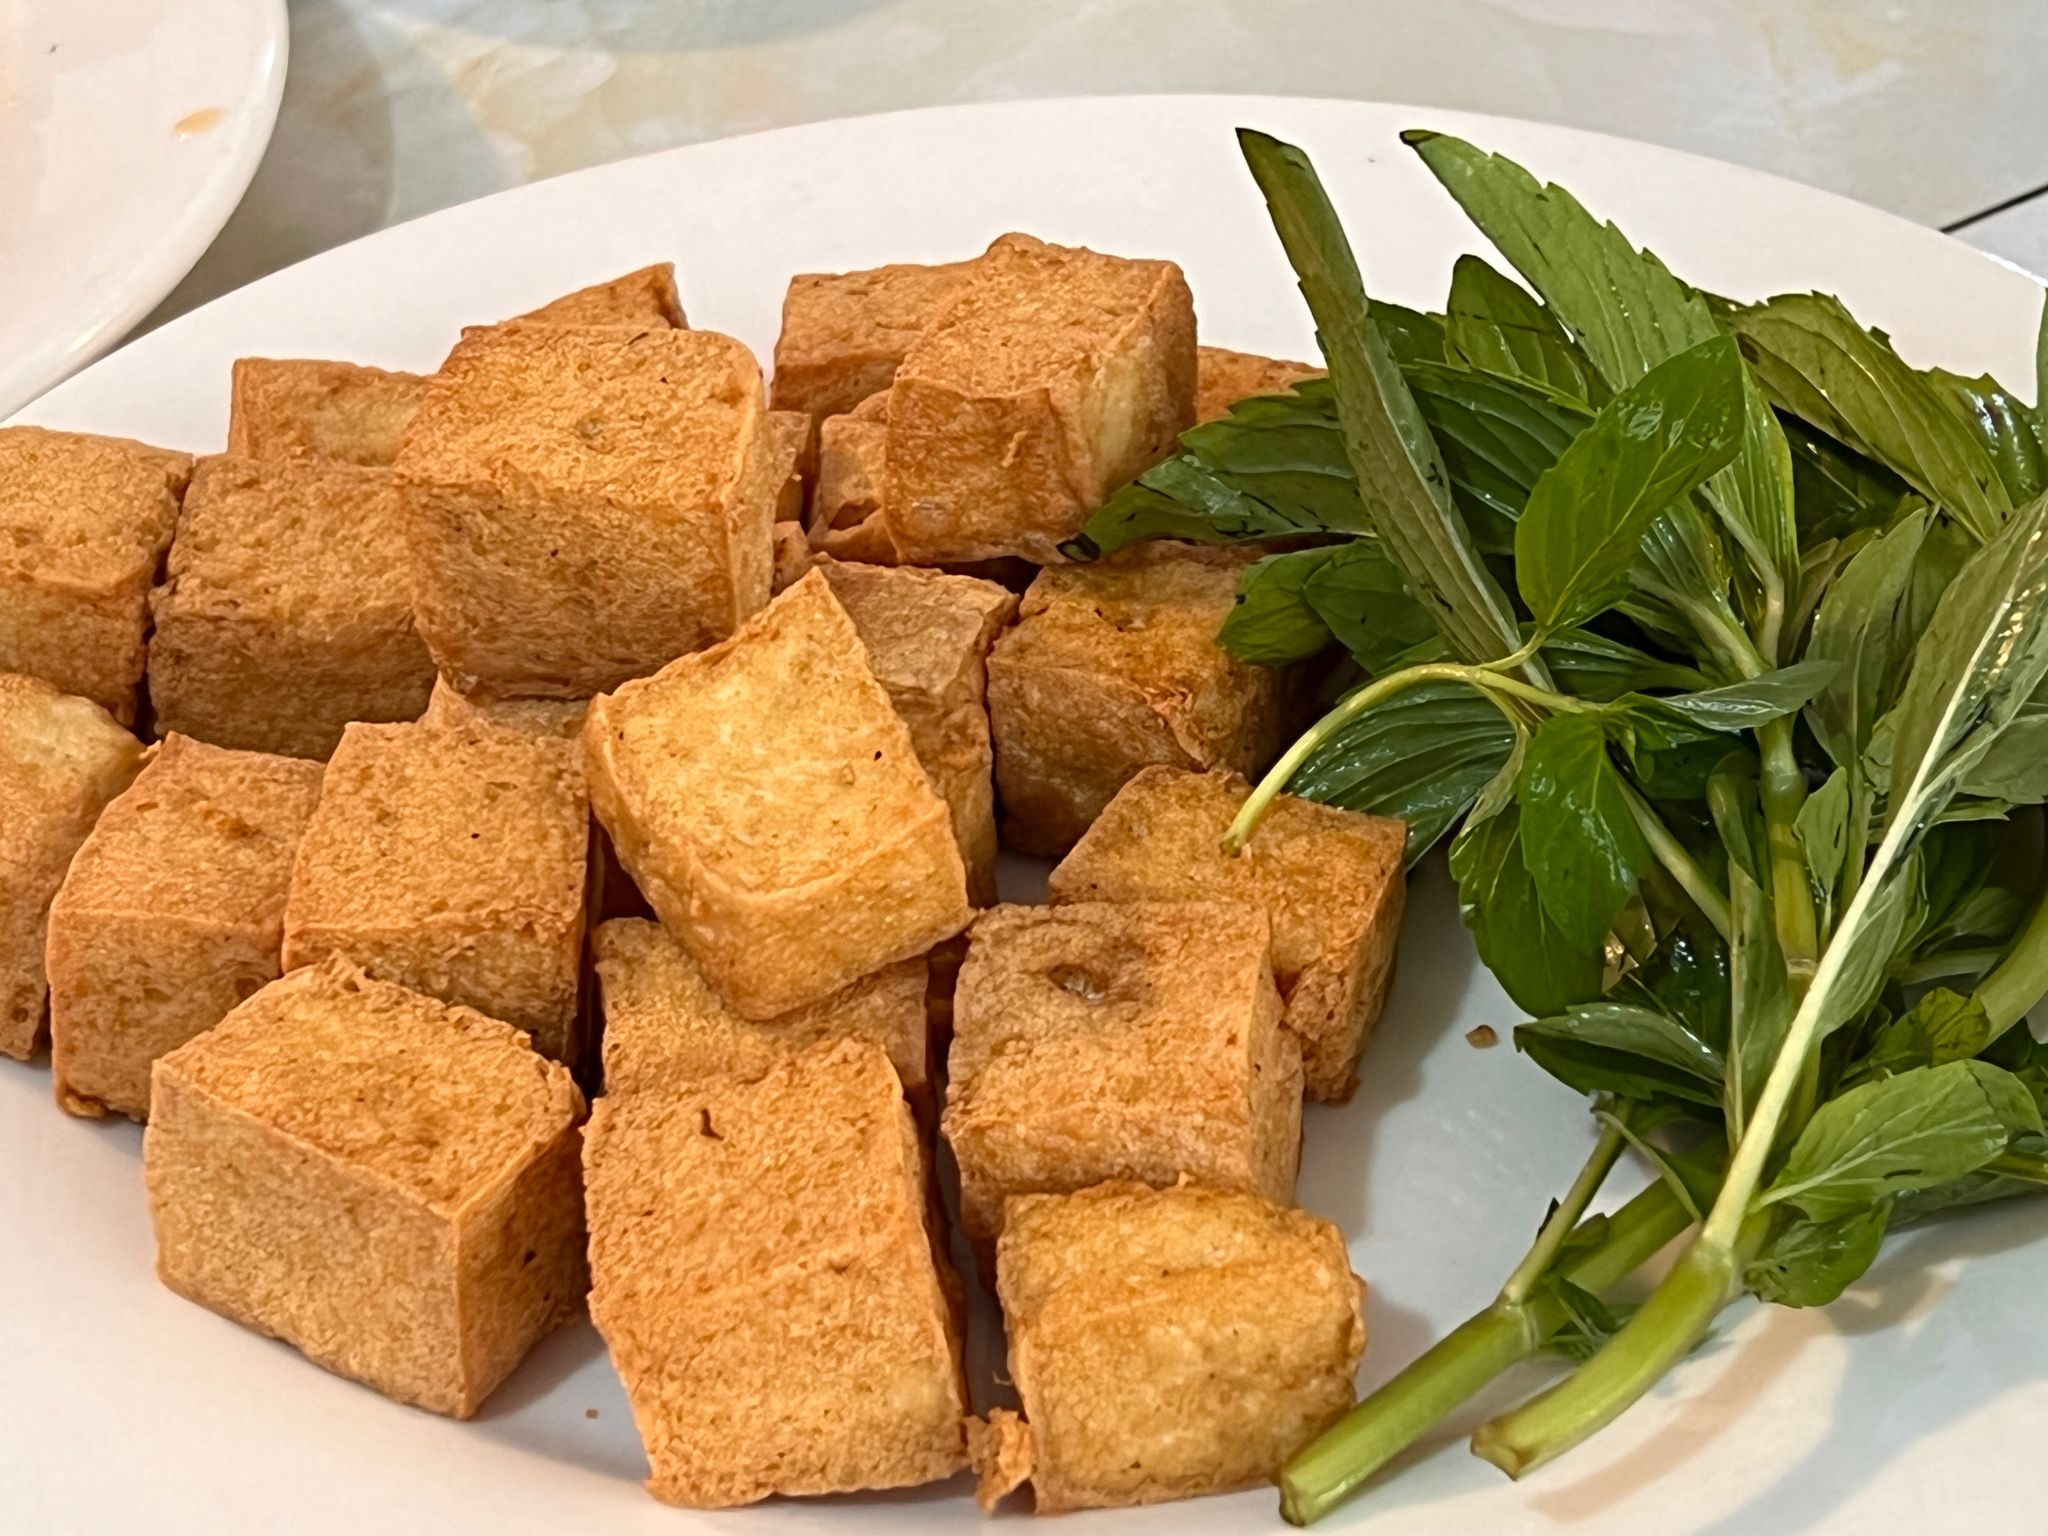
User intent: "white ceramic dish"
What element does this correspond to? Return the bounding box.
[0,0,287,417]
[6,96,2048,1535]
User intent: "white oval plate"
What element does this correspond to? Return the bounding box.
[7,96,2048,1536]
[0,0,286,418]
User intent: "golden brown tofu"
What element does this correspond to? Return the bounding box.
[226,357,428,466]
[584,1038,968,1507]
[0,426,190,723]
[511,263,687,329]
[769,521,813,593]
[807,395,889,554]
[770,257,977,423]
[593,917,931,1114]
[1049,767,1405,1101]
[398,325,776,700]
[988,543,1297,857]
[419,675,589,740]
[764,408,811,524]
[282,721,590,1066]
[1194,345,1320,424]
[47,735,324,1120]
[583,570,971,1020]
[942,901,1301,1243]
[149,456,437,759]
[813,558,1016,904]
[880,234,1196,564]
[0,674,146,1058]
[144,958,586,1419]
[977,1182,1365,1512]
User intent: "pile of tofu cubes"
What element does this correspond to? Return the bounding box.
[0,240,1408,1512]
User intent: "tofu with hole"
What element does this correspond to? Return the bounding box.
[0,674,146,1059]
[974,1182,1366,1512]
[227,358,427,466]
[510,263,687,329]
[1195,345,1320,424]
[583,569,971,1019]
[813,558,1016,904]
[0,426,191,723]
[420,675,588,740]
[988,543,1296,857]
[942,900,1301,1244]
[879,234,1196,564]
[398,325,776,701]
[144,958,586,1419]
[584,1038,967,1507]
[282,721,590,1066]
[47,735,324,1120]
[1050,767,1405,1102]
[149,457,437,759]
[593,916,930,1115]
[771,257,977,424]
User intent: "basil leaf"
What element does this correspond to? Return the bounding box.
[1518,711,1652,949]
[1654,660,1841,732]
[1852,989,1994,1083]
[1405,361,1589,551]
[1764,1059,2043,1221]
[1732,293,2010,542]
[1302,540,1438,672]
[1540,1274,1639,1363]
[1450,797,1605,1018]
[1959,710,2048,801]
[1444,254,1605,404]
[1713,774,1792,1139]
[1930,368,2047,504]
[1374,302,1449,367]
[1517,1001,1724,1092]
[1538,628,1708,703]
[1218,547,1351,663]
[1516,335,1748,633]
[1784,414,1913,543]
[1804,508,1930,770]
[1240,130,1529,671]
[1284,681,1517,864]
[1797,766,1852,921]
[1746,1203,1889,1308]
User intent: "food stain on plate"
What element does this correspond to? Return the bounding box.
[174,107,227,140]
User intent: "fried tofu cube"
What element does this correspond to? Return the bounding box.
[0,426,190,722]
[1194,345,1319,424]
[942,901,1301,1243]
[764,408,811,524]
[808,394,889,556]
[46,735,323,1119]
[419,675,588,740]
[593,916,930,1112]
[771,257,977,423]
[398,325,776,701]
[144,958,586,1418]
[988,544,1296,856]
[1050,767,1405,1102]
[879,234,1196,564]
[282,721,589,1065]
[977,1182,1365,1511]
[512,263,687,329]
[584,1038,968,1507]
[814,558,1016,905]
[584,569,970,1019]
[149,457,437,759]
[0,674,146,1058]
[769,521,812,593]
[227,357,427,466]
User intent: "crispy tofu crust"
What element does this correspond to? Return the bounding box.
[990,1182,1365,1510]
[813,558,1017,905]
[878,234,1196,564]
[510,263,687,329]
[47,735,324,1119]
[592,916,931,1113]
[583,570,972,1019]
[1194,345,1319,424]
[418,675,589,740]
[149,456,437,759]
[808,404,888,552]
[988,543,1297,857]
[584,1039,969,1506]
[282,721,590,1066]
[764,408,811,524]
[0,674,146,1058]
[942,901,1302,1243]
[1050,767,1406,1101]
[0,426,191,723]
[226,357,428,467]
[398,325,776,700]
[769,521,813,592]
[144,958,587,1419]
[771,257,978,423]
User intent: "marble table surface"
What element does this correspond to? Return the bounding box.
[128,1,2048,336]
